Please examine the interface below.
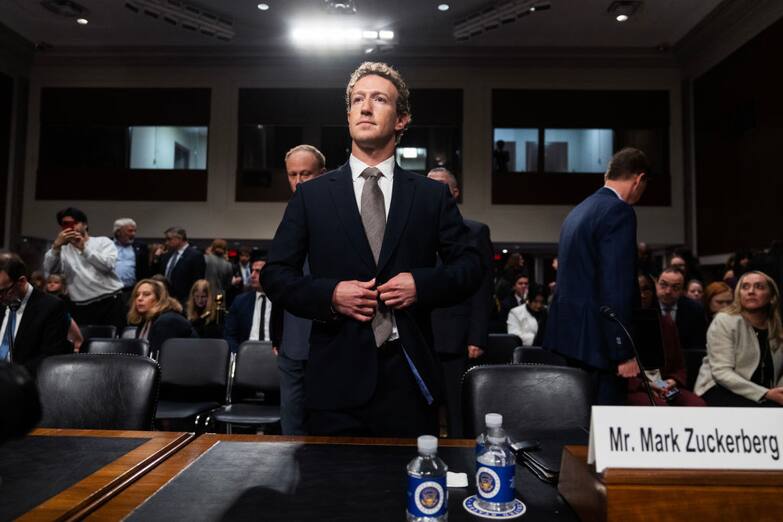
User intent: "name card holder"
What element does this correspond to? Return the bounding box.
[558,445,783,522]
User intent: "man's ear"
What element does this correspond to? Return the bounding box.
[395,112,411,132]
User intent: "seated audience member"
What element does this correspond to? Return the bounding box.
[186,279,222,339]
[224,257,278,354]
[0,253,70,375]
[204,239,233,298]
[669,248,703,285]
[506,285,547,346]
[694,271,783,407]
[628,270,705,406]
[45,274,83,352]
[29,271,46,291]
[723,250,753,289]
[703,281,733,323]
[656,267,707,351]
[43,207,125,330]
[686,279,704,302]
[128,279,195,355]
[499,270,530,323]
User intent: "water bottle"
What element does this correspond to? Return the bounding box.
[406,435,448,522]
[475,414,516,513]
[475,412,504,455]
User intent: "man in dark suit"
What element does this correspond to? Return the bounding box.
[656,267,707,352]
[544,147,651,405]
[499,270,530,325]
[0,253,70,376]
[225,258,278,355]
[152,227,206,305]
[262,62,481,437]
[427,167,493,438]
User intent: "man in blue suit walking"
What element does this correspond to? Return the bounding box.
[545,147,650,405]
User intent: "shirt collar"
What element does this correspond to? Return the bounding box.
[604,185,624,202]
[349,154,396,181]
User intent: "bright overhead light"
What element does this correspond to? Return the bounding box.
[362,30,378,39]
[365,47,375,54]
[379,30,394,40]
[76,18,89,25]
[438,4,449,11]
[257,3,270,10]
[292,25,396,47]
[616,14,628,22]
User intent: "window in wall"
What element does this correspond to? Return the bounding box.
[543,128,613,173]
[129,126,207,170]
[492,128,538,172]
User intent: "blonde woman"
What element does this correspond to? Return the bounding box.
[128,278,194,354]
[186,279,221,338]
[694,271,783,406]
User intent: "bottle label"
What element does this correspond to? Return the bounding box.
[475,464,515,503]
[407,475,447,518]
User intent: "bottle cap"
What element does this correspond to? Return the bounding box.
[417,435,438,454]
[485,413,503,428]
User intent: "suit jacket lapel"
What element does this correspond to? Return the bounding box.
[377,165,416,275]
[328,163,376,272]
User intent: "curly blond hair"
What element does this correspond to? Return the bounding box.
[127,279,182,325]
[345,61,412,143]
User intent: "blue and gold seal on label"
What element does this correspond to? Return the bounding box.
[407,476,447,517]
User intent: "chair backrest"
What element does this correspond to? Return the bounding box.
[80,325,117,340]
[232,341,280,398]
[157,338,230,403]
[83,338,150,357]
[120,326,138,339]
[683,349,707,391]
[481,333,522,364]
[37,354,159,430]
[512,346,567,366]
[461,364,592,439]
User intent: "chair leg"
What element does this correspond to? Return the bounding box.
[226,422,232,435]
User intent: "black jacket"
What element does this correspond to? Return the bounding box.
[153,246,206,305]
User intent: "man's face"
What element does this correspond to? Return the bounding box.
[165,233,184,251]
[0,271,26,306]
[347,74,409,149]
[426,171,459,199]
[286,151,324,193]
[656,271,684,307]
[60,217,87,236]
[239,253,250,266]
[250,260,265,291]
[117,224,137,245]
[514,276,529,298]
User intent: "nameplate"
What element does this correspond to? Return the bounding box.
[588,406,783,473]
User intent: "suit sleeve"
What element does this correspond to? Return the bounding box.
[596,203,637,363]
[262,186,340,322]
[410,184,482,309]
[26,298,70,374]
[466,224,493,348]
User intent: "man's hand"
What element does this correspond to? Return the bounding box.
[231,275,243,286]
[273,346,279,356]
[378,272,417,309]
[332,279,378,322]
[53,229,80,250]
[764,387,783,405]
[467,345,484,359]
[71,232,86,251]
[617,358,640,378]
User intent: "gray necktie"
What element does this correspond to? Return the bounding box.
[360,167,392,347]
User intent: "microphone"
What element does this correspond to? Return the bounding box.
[600,305,656,406]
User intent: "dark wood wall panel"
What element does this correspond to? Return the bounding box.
[694,17,783,256]
[0,73,12,245]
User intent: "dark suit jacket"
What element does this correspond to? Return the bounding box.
[544,187,638,370]
[224,291,279,354]
[673,297,707,351]
[132,241,150,283]
[137,310,195,354]
[430,219,494,355]
[3,288,70,375]
[261,162,482,410]
[153,245,206,305]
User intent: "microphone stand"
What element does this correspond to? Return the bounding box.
[600,306,656,406]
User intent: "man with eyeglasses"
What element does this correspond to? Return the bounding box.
[0,253,70,375]
[656,267,707,352]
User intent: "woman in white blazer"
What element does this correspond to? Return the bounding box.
[694,271,783,406]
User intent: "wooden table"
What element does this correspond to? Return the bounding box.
[89,434,577,521]
[7,429,192,522]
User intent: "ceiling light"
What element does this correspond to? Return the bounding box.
[607,1,641,23]
[292,26,396,48]
[257,3,269,10]
[615,14,628,22]
[362,30,378,39]
[379,30,394,40]
[365,47,375,54]
[438,4,449,11]
[76,17,88,24]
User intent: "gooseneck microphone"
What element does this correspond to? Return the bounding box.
[599,305,656,406]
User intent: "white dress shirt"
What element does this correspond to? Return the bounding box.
[249,292,272,342]
[0,283,34,361]
[43,236,123,303]
[348,153,399,341]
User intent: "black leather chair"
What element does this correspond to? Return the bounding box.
[80,324,117,340]
[155,338,230,431]
[683,349,707,391]
[37,354,159,430]
[477,333,522,364]
[212,341,281,434]
[120,326,138,339]
[462,364,592,439]
[83,338,150,357]
[512,346,567,366]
